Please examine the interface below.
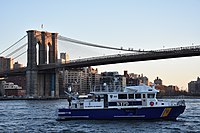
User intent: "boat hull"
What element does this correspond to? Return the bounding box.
[57,105,185,121]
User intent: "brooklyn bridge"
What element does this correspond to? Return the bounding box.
[0,30,200,97]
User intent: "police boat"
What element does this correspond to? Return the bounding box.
[57,84,185,120]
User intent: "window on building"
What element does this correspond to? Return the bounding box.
[118,94,127,99]
[142,94,146,98]
[135,94,141,99]
[128,94,134,99]
[147,94,155,98]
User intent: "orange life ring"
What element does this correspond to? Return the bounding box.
[150,101,154,106]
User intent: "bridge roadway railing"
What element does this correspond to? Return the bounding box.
[67,44,200,64]
[152,45,200,52]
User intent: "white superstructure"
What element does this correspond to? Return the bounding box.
[67,84,184,110]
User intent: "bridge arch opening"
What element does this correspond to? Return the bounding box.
[36,42,40,65]
[47,43,50,64]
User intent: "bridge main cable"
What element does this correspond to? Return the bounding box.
[6,43,28,57]
[58,35,149,53]
[0,35,27,55]
[13,51,27,60]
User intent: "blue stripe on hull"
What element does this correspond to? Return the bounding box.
[57,106,185,120]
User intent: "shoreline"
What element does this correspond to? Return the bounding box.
[0,97,68,100]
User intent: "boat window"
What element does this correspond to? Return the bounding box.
[147,94,155,98]
[135,94,141,99]
[128,94,134,99]
[118,94,127,99]
[142,94,146,98]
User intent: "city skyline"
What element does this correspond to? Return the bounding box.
[0,0,200,90]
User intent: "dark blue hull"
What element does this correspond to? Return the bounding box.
[57,106,185,121]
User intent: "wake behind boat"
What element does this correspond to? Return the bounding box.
[57,84,185,120]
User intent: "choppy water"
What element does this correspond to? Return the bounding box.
[0,99,200,133]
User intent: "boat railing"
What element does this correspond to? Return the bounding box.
[158,99,185,106]
[90,85,125,93]
[177,100,185,106]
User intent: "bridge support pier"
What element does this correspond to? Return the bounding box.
[26,30,59,98]
[26,70,38,97]
[38,73,45,96]
[55,70,59,97]
[50,73,55,96]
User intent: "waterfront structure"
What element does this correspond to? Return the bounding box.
[87,67,100,91]
[0,81,25,96]
[62,67,100,94]
[13,62,23,69]
[57,53,101,95]
[60,52,69,63]
[156,84,181,96]
[0,57,13,72]
[100,71,126,91]
[6,76,26,92]
[140,75,149,85]
[154,77,163,85]
[64,69,85,94]
[124,71,148,86]
[188,77,200,95]
[58,52,69,64]
[188,81,196,94]
[165,85,180,95]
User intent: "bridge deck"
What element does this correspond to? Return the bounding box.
[1,45,200,77]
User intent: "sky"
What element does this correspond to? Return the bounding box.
[0,0,200,90]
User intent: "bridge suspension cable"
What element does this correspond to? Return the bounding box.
[0,35,27,55]
[58,35,148,53]
[13,51,27,60]
[6,43,28,57]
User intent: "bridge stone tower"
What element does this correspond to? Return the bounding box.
[26,30,59,97]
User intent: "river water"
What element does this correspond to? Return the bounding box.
[0,99,199,133]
